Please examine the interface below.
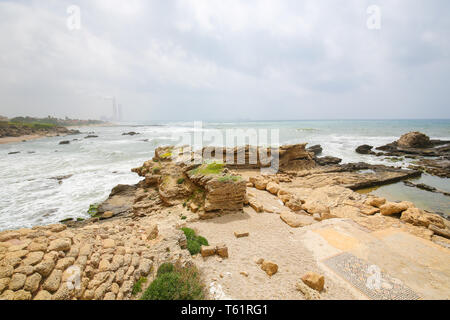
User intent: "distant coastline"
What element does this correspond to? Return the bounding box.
[0,115,109,145]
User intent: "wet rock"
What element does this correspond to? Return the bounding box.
[307,145,323,156]
[84,135,98,139]
[122,132,139,136]
[356,144,373,154]
[315,156,342,166]
[59,140,70,145]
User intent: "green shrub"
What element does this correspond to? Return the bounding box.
[132,277,147,295]
[157,262,175,277]
[181,227,196,240]
[177,178,185,184]
[141,266,204,300]
[187,240,201,255]
[181,228,208,255]
[197,236,208,246]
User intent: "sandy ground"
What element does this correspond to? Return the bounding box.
[188,203,450,300]
[189,207,365,300]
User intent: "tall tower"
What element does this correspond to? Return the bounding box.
[112,97,117,121]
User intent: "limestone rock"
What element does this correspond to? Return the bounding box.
[249,198,263,213]
[234,231,249,238]
[429,225,450,239]
[286,197,304,212]
[34,259,56,277]
[301,272,325,292]
[48,238,71,252]
[201,246,216,257]
[43,269,62,292]
[261,261,278,276]
[145,224,159,240]
[365,197,386,208]
[24,273,42,293]
[34,290,52,300]
[280,211,316,228]
[397,132,431,148]
[216,244,229,258]
[103,239,116,248]
[0,278,10,294]
[0,265,14,278]
[13,290,32,300]
[360,206,380,216]
[401,208,445,229]
[380,202,409,216]
[101,211,114,219]
[296,281,321,300]
[8,273,26,291]
[266,182,280,195]
[23,251,44,266]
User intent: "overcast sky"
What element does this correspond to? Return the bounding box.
[0,0,449,121]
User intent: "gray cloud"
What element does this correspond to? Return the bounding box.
[0,0,449,121]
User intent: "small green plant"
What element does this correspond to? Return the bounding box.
[132,277,147,296]
[161,152,172,159]
[177,178,185,184]
[181,215,187,220]
[76,218,84,222]
[141,265,204,300]
[87,203,100,217]
[157,262,175,277]
[181,228,209,255]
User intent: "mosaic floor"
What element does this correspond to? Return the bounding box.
[323,252,421,300]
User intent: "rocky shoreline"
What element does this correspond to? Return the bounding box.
[1,132,449,300]
[0,122,80,145]
[355,131,450,178]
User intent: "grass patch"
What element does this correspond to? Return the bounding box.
[181,228,209,255]
[141,263,205,300]
[157,262,175,277]
[177,178,185,184]
[132,277,148,296]
[189,162,224,176]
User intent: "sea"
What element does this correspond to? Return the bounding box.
[0,119,449,231]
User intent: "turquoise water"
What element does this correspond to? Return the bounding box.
[0,119,449,230]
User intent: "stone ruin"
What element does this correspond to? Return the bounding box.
[131,144,316,219]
